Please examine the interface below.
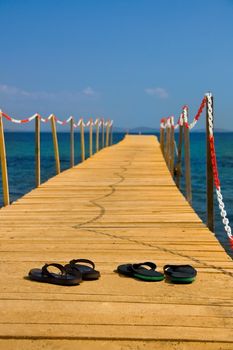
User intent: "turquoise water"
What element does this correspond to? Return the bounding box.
[0,131,232,253]
[0,132,125,203]
[178,132,233,250]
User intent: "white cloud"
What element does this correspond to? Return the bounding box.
[0,83,98,100]
[145,87,169,99]
[0,84,28,96]
[0,83,56,99]
[82,86,96,96]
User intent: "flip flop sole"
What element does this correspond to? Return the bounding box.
[169,276,196,284]
[82,271,100,280]
[29,273,80,286]
[117,264,164,281]
[134,273,164,281]
[65,264,100,280]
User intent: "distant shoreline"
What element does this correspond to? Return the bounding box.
[4,129,233,133]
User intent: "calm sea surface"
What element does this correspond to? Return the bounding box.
[1,132,232,253]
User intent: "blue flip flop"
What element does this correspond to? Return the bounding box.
[28,263,82,286]
[164,264,197,284]
[65,259,100,280]
[117,262,164,281]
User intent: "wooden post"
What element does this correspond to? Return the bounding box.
[160,127,165,156]
[35,115,41,187]
[70,117,74,167]
[169,121,175,175]
[80,120,85,162]
[96,119,99,152]
[105,120,110,147]
[164,127,167,163]
[183,109,192,204]
[163,127,167,163]
[165,126,171,167]
[50,115,60,174]
[206,95,214,232]
[109,123,113,145]
[89,118,93,157]
[175,124,183,188]
[0,114,10,206]
[101,118,105,149]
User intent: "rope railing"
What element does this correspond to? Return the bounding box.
[0,110,113,206]
[160,93,233,244]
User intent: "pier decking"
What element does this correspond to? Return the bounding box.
[0,135,233,349]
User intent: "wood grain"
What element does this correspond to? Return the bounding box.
[0,135,232,349]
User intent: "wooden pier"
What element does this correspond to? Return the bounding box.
[0,135,233,349]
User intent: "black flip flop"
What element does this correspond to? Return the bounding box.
[28,263,82,286]
[117,262,164,281]
[65,259,100,280]
[164,264,197,284]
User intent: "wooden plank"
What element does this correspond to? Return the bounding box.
[0,135,232,349]
[1,340,232,350]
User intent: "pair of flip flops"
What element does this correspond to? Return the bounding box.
[117,262,197,284]
[28,259,100,286]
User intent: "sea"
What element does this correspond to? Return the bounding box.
[1,131,232,255]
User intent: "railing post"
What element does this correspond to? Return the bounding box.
[101,118,105,148]
[160,125,165,156]
[89,118,93,156]
[206,94,214,232]
[183,108,192,204]
[96,119,99,152]
[0,113,10,206]
[175,121,183,188]
[50,114,60,174]
[169,117,175,175]
[70,117,74,168]
[80,119,85,162]
[35,115,41,187]
[109,122,113,146]
[105,120,110,147]
[165,122,171,167]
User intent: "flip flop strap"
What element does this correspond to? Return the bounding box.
[164,264,192,273]
[69,259,95,269]
[42,263,66,277]
[131,262,157,273]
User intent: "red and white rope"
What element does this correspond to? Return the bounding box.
[161,97,207,131]
[206,93,232,242]
[160,116,174,129]
[161,93,232,243]
[188,97,207,130]
[0,110,112,129]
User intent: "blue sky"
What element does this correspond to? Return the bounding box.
[0,0,233,130]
